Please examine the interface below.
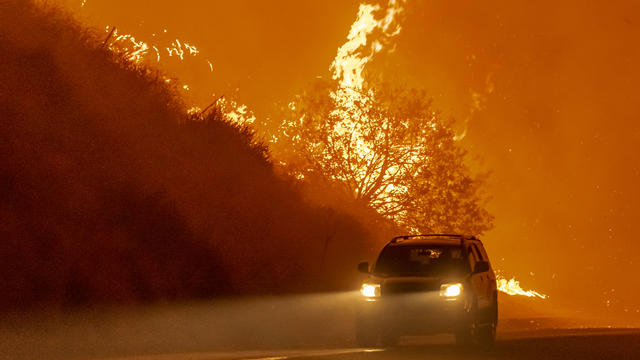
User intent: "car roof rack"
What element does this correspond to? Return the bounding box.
[390,234,478,244]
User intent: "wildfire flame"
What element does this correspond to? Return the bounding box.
[218,98,256,126]
[88,0,550,301]
[325,0,416,216]
[497,275,548,299]
[329,0,405,113]
[331,0,404,90]
[100,24,254,119]
[105,26,203,66]
[332,1,548,300]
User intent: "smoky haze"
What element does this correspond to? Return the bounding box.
[59,0,640,317]
[390,0,640,314]
[61,0,363,117]
[0,0,398,309]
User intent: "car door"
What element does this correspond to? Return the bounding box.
[475,242,497,297]
[466,244,485,309]
[471,242,493,310]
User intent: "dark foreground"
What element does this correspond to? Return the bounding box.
[296,329,640,360]
[2,294,639,360]
[113,329,639,360]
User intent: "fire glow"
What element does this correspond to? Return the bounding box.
[331,0,548,300]
[101,22,255,120]
[325,0,422,217]
[96,0,549,301]
[497,276,548,299]
[105,26,203,66]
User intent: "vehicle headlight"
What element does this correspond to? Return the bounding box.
[360,283,381,297]
[440,283,463,297]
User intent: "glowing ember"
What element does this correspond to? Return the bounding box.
[218,98,256,126]
[187,106,201,115]
[497,275,548,299]
[186,97,255,127]
[100,24,232,115]
[166,39,199,60]
[105,26,204,66]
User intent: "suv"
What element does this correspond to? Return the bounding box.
[356,234,498,347]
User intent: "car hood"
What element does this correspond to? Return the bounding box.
[372,276,461,295]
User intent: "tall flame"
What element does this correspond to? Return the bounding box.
[331,2,548,300]
[331,0,405,90]
[325,0,414,216]
[85,0,550,301]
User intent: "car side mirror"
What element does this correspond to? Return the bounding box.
[474,261,490,273]
[357,261,370,274]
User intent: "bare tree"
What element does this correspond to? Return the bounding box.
[265,78,493,235]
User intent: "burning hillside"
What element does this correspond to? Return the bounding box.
[0,0,385,309]
[0,0,554,311]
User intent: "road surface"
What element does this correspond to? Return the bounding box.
[3,294,639,360]
[106,328,640,360]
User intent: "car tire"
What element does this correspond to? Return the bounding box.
[477,322,496,349]
[477,300,498,349]
[455,299,478,347]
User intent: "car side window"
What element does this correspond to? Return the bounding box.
[474,243,491,263]
[471,243,485,261]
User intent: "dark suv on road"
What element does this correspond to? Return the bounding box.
[356,234,498,347]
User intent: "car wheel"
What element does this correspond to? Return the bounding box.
[355,318,378,347]
[477,302,498,348]
[455,299,478,347]
[477,320,496,348]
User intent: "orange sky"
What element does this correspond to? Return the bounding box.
[60,0,640,315]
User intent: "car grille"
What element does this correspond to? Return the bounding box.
[382,281,440,295]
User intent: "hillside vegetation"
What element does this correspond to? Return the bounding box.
[0,1,381,309]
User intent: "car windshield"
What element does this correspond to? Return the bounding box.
[373,245,468,277]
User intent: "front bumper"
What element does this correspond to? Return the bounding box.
[356,292,470,335]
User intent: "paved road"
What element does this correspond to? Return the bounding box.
[108,328,640,360]
[295,329,640,360]
[3,295,638,360]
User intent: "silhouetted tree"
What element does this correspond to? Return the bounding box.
[266,78,493,235]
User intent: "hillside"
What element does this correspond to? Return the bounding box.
[0,0,380,309]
